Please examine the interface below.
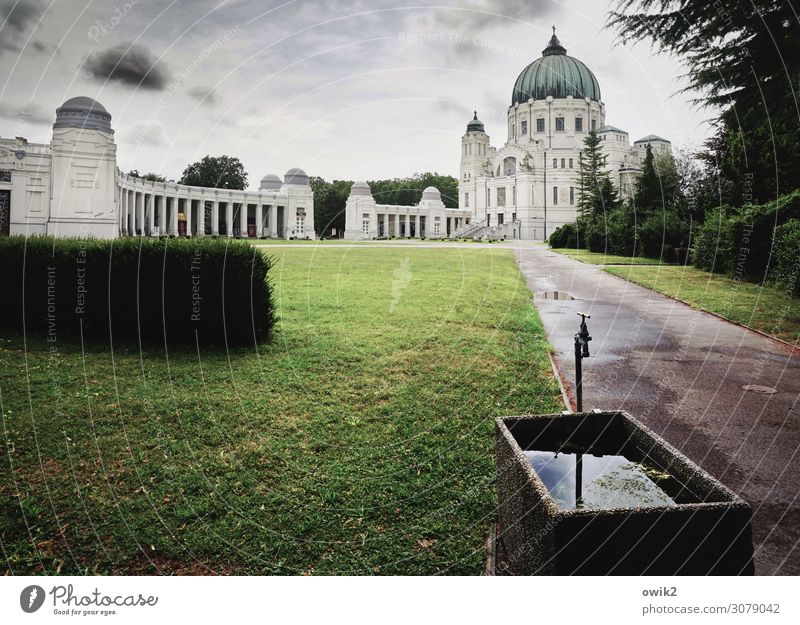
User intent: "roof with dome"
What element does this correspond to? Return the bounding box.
[53,96,113,132]
[511,28,601,105]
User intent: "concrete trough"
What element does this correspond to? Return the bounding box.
[496,411,755,575]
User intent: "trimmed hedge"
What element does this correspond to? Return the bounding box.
[0,236,275,346]
[768,220,800,296]
[693,190,800,282]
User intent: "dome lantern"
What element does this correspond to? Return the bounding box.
[466,110,485,133]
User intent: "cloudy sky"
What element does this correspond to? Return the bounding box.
[0,0,713,185]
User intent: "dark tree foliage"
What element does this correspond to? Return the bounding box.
[607,0,800,202]
[128,170,166,182]
[577,130,618,216]
[179,155,247,190]
[309,177,351,237]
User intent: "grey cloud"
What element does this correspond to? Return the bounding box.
[431,0,556,30]
[0,0,47,53]
[187,86,219,105]
[0,100,52,125]
[85,43,169,90]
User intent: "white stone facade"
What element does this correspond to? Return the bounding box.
[0,97,315,239]
[343,182,471,240]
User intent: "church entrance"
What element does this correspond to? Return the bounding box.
[0,190,10,236]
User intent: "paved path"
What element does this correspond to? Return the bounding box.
[517,245,800,575]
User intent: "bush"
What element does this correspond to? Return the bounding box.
[637,211,690,260]
[769,220,800,296]
[693,190,800,279]
[0,236,275,346]
[548,223,578,248]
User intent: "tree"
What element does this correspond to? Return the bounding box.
[310,177,351,237]
[128,169,165,182]
[179,155,247,190]
[633,145,663,210]
[607,0,800,201]
[576,130,618,216]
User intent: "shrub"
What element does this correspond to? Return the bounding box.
[637,211,690,260]
[0,236,275,346]
[548,223,578,248]
[693,190,800,279]
[768,219,800,296]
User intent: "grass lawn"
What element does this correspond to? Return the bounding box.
[552,248,670,265]
[605,265,800,343]
[0,247,562,575]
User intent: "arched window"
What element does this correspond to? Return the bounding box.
[502,157,517,176]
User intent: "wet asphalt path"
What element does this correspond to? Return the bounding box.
[517,245,800,575]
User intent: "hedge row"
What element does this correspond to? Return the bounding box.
[0,236,275,346]
[692,190,800,294]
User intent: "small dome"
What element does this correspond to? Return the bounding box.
[466,111,485,133]
[259,174,282,190]
[350,181,371,196]
[511,29,601,105]
[284,167,309,185]
[53,96,112,132]
[421,186,441,201]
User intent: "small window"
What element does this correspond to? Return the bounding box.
[555,117,565,131]
[512,187,516,205]
[521,120,528,135]
[575,117,583,132]
[465,192,470,208]
[552,186,558,205]
[591,119,596,131]
[570,187,575,205]
[569,158,573,168]
[536,118,545,132]
[552,158,557,169]
[498,213,504,225]
[560,158,565,168]
[497,187,506,207]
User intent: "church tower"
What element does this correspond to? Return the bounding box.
[459,112,489,220]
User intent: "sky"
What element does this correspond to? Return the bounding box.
[0,0,715,186]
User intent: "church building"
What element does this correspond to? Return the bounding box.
[343,28,671,241]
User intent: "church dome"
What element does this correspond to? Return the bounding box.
[466,111,485,133]
[421,186,441,201]
[284,167,309,185]
[511,30,601,105]
[350,181,371,196]
[259,174,282,190]
[53,96,112,132]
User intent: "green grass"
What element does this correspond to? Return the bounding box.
[552,248,670,265]
[605,265,800,343]
[0,247,562,575]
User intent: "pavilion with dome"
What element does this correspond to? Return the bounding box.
[0,96,315,239]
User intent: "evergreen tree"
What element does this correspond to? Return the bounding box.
[607,0,800,201]
[633,145,661,210]
[577,130,618,216]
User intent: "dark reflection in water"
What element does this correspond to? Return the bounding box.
[524,449,681,510]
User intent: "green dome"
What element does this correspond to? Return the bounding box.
[511,30,601,105]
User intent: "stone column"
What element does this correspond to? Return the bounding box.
[405,213,410,237]
[211,200,219,235]
[196,198,205,236]
[170,197,178,235]
[256,204,263,238]
[136,192,144,236]
[226,201,234,237]
[160,195,167,234]
[414,215,420,238]
[184,197,192,236]
[269,205,277,238]
[240,201,248,237]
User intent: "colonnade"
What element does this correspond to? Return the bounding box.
[116,185,286,238]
